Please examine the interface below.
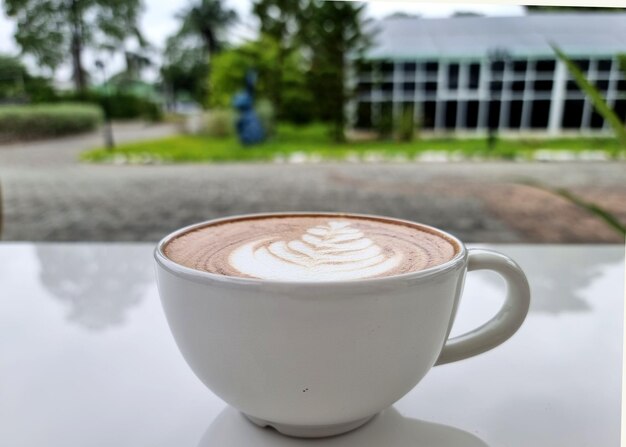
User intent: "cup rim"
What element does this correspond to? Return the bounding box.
[154,212,468,287]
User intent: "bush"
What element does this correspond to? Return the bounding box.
[396,106,416,142]
[202,109,235,138]
[55,91,162,122]
[100,92,162,122]
[256,99,275,137]
[376,103,394,140]
[0,54,57,103]
[0,103,102,142]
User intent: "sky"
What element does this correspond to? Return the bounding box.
[0,1,525,84]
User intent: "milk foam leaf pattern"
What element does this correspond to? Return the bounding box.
[229,220,403,281]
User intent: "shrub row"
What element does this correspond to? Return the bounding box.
[199,100,275,139]
[0,103,102,142]
[59,92,163,122]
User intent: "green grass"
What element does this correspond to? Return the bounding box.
[81,123,626,164]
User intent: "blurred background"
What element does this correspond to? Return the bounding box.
[0,1,624,243]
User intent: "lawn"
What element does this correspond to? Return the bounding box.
[81,123,625,164]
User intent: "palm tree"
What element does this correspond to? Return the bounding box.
[175,0,238,57]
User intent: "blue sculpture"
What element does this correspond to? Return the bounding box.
[233,70,265,145]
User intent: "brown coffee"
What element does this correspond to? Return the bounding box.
[164,214,459,281]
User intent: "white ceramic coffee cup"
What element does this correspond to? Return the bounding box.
[155,212,530,438]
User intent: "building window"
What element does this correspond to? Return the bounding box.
[422,101,436,129]
[488,101,501,129]
[468,63,480,89]
[572,59,590,73]
[530,100,551,128]
[425,62,439,74]
[466,101,479,128]
[491,61,505,73]
[509,100,523,129]
[614,100,626,121]
[595,80,609,93]
[445,101,457,129]
[567,81,581,93]
[534,80,553,92]
[597,59,612,73]
[590,110,604,129]
[381,61,394,76]
[355,102,372,128]
[355,48,624,132]
[357,82,372,94]
[490,81,503,94]
[562,99,584,128]
[512,81,525,92]
[423,82,437,93]
[403,62,417,74]
[535,60,556,73]
[448,64,459,90]
[513,60,527,73]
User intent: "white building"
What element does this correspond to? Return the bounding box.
[352,12,626,135]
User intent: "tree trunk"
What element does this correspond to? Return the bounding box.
[331,47,346,143]
[71,33,86,91]
[201,28,217,57]
[70,0,86,91]
[273,42,285,119]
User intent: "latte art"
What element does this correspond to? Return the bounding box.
[229,221,403,280]
[163,215,458,281]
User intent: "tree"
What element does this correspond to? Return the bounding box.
[122,51,152,82]
[106,50,153,91]
[252,0,305,116]
[0,55,27,99]
[300,1,371,142]
[208,36,313,123]
[3,0,144,91]
[160,36,210,107]
[253,0,304,44]
[162,0,238,108]
[174,0,238,57]
[0,53,56,102]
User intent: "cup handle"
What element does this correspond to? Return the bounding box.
[435,249,530,366]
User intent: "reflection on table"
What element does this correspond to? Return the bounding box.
[199,406,488,447]
[0,243,622,447]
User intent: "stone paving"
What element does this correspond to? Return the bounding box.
[0,125,624,242]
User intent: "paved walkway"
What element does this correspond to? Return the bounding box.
[1,123,624,242]
[1,142,624,242]
[0,122,178,167]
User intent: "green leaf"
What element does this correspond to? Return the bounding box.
[552,44,626,147]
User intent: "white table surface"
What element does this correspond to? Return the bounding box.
[0,243,623,447]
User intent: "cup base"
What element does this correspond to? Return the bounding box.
[242,412,377,438]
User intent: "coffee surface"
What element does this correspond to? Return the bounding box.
[164,215,458,281]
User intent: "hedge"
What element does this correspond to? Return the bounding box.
[0,103,102,142]
[58,91,163,122]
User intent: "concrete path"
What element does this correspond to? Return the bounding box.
[0,122,178,167]
[1,154,624,242]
